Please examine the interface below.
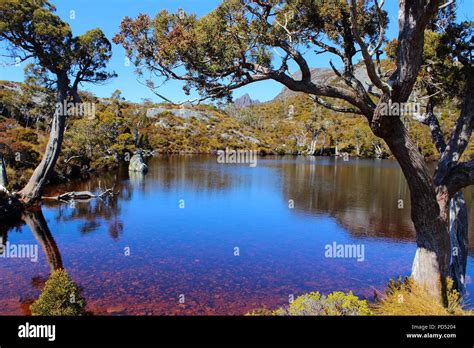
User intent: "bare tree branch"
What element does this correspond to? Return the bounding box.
[348,0,391,95]
[439,0,454,10]
[446,159,474,195]
[391,0,440,102]
[278,41,312,82]
[417,96,447,153]
[311,96,363,114]
[369,0,386,56]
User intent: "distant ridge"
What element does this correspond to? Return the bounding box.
[233,93,261,108]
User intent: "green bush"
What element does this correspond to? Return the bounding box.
[249,291,372,316]
[31,269,86,316]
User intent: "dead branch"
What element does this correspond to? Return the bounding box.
[42,187,117,202]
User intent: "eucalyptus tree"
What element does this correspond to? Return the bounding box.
[412,18,473,295]
[115,0,473,303]
[0,0,115,205]
[383,8,473,295]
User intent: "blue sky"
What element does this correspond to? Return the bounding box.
[0,0,472,103]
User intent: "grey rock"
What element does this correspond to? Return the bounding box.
[146,107,209,121]
[128,153,148,173]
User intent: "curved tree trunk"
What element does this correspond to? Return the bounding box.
[420,97,470,296]
[372,100,450,305]
[18,73,69,206]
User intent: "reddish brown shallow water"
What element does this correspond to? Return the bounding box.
[1,155,473,315]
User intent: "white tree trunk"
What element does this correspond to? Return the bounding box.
[18,74,69,205]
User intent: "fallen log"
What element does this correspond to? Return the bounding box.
[42,191,96,201]
[42,188,117,202]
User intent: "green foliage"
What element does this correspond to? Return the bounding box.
[114,0,387,100]
[71,28,116,83]
[61,94,136,170]
[0,0,72,72]
[0,117,44,188]
[31,269,86,316]
[385,15,472,107]
[249,291,372,316]
[282,291,372,316]
[229,94,393,157]
[249,279,473,316]
[0,0,115,81]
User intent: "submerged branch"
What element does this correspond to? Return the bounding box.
[42,187,117,202]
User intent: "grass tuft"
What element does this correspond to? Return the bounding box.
[373,277,471,316]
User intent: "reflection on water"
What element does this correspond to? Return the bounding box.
[23,211,63,272]
[0,155,473,315]
[279,157,414,240]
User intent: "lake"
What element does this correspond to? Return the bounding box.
[1,155,473,315]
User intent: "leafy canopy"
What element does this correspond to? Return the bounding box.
[113,0,387,102]
[0,0,115,86]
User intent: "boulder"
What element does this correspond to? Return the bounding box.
[128,153,148,174]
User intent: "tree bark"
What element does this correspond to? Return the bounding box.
[18,72,69,206]
[448,191,468,295]
[371,101,450,304]
[421,97,469,296]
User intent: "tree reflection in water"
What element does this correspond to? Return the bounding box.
[17,210,87,315]
[23,210,63,272]
[44,170,130,240]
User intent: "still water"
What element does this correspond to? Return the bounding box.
[1,155,473,315]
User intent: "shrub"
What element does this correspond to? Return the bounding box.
[31,269,86,316]
[249,291,372,316]
[373,277,470,316]
[249,278,473,316]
